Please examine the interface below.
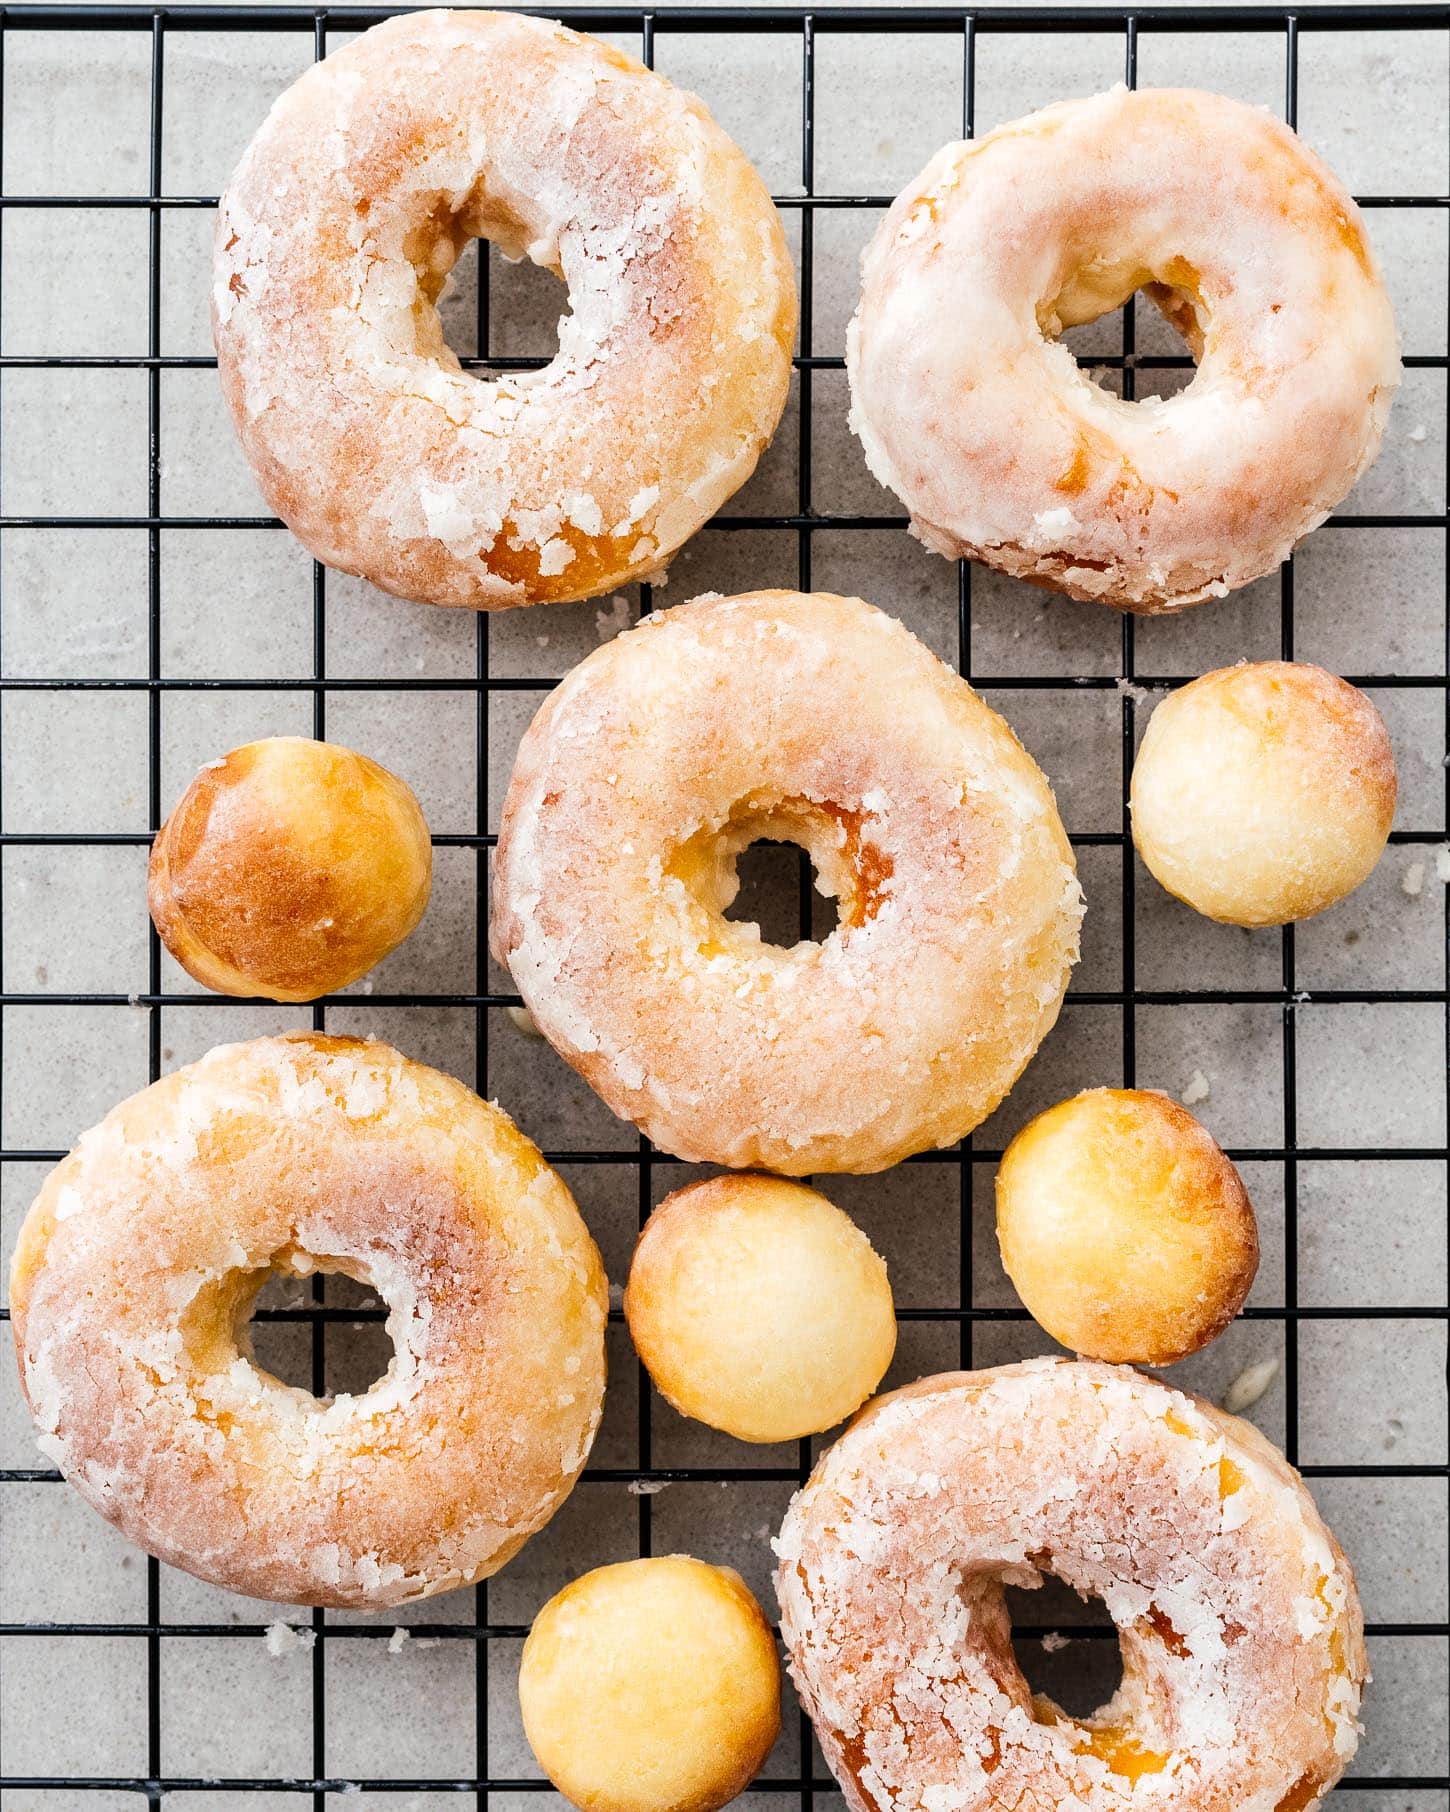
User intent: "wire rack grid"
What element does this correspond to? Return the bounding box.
[0,2,1446,1806]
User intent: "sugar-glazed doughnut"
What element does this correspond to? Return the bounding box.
[10,1034,607,1607]
[214,10,796,609]
[848,87,1400,612]
[490,590,1083,1174]
[777,1359,1364,1812]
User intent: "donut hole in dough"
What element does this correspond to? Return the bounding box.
[1047,256,1208,413]
[435,235,571,369]
[177,1242,413,1420]
[984,1566,1173,1779]
[721,837,842,943]
[1003,1579,1126,1719]
[669,795,889,958]
[241,1254,395,1398]
[966,1563,1184,1782]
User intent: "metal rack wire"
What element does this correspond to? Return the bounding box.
[0,3,1446,1804]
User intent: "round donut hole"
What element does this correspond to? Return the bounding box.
[1005,1581,1126,1722]
[245,1258,396,1399]
[722,838,841,945]
[1059,285,1199,406]
[436,234,572,368]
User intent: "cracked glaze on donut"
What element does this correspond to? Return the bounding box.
[847,87,1400,612]
[490,591,1082,1174]
[213,10,796,608]
[776,1360,1364,1812]
[9,1034,607,1607]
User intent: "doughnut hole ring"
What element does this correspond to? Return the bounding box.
[10,1033,607,1608]
[490,590,1083,1174]
[213,10,797,609]
[848,86,1400,611]
[777,1359,1364,1812]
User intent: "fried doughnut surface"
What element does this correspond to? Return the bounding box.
[848,87,1399,611]
[777,1359,1364,1812]
[11,1033,607,1607]
[490,590,1082,1174]
[214,10,796,608]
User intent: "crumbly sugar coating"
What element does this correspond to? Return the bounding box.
[848,87,1400,612]
[777,1360,1364,1812]
[148,737,433,1002]
[520,1555,782,1812]
[995,1089,1260,1365]
[213,10,797,609]
[9,1033,608,1608]
[489,589,1084,1174]
[624,1175,897,1442]
[1130,662,1397,926]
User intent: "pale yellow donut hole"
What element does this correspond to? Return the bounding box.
[1130,661,1396,927]
[519,1556,781,1812]
[625,1176,896,1444]
[996,1088,1259,1366]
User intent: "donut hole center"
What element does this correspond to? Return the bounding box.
[672,798,893,952]
[1044,256,1207,404]
[188,1245,399,1405]
[1005,1581,1126,1721]
[434,235,572,368]
[723,840,841,944]
[404,195,573,375]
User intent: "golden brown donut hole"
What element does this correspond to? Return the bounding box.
[1130,662,1396,927]
[149,737,431,1003]
[625,1175,896,1443]
[995,1088,1258,1365]
[519,1556,781,1812]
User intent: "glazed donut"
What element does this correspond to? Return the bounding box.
[848,86,1400,611]
[10,1033,607,1607]
[149,737,432,1002]
[777,1359,1364,1812]
[214,10,796,609]
[490,590,1083,1174]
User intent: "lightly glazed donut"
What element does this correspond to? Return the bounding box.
[848,86,1400,612]
[10,1033,607,1608]
[777,1359,1364,1812]
[149,737,432,1002]
[213,10,797,609]
[491,590,1083,1174]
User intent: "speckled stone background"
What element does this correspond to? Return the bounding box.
[0,2,1446,1808]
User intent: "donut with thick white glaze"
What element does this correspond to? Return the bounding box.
[848,87,1399,612]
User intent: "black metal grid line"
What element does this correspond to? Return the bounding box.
[0,3,1447,1805]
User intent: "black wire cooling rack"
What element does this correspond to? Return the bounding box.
[0,2,1447,1805]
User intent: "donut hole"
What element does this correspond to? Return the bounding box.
[1047,259,1207,405]
[436,234,573,367]
[1005,1581,1126,1721]
[672,797,893,954]
[723,839,841,945]
[190,1246,400,1404]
